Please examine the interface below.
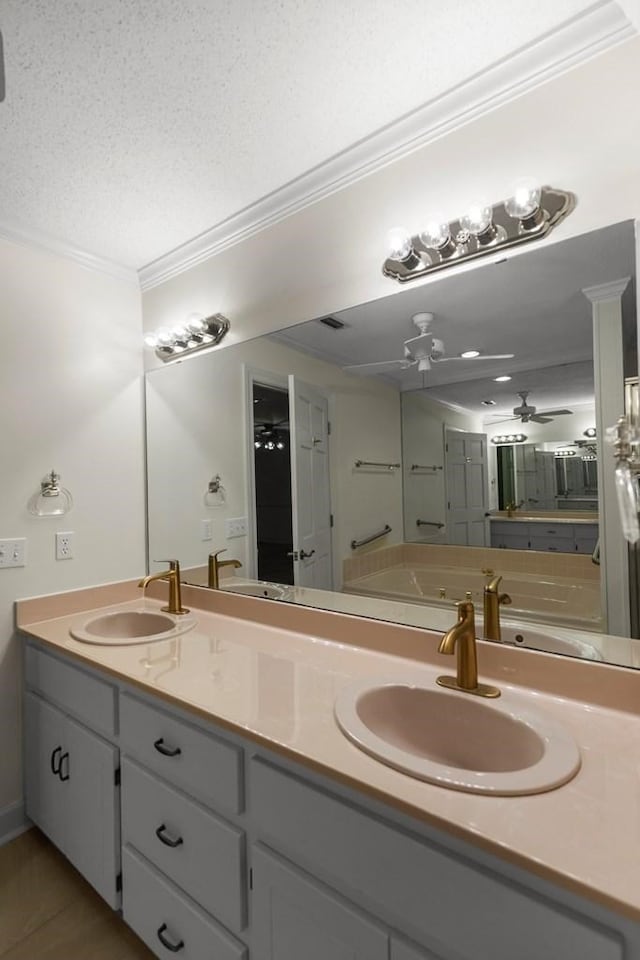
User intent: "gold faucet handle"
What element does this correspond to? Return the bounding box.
[499,592,512,606]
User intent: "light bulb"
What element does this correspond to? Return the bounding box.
[461,350,479,359]
[156,327,173,345]
[459,201,493,237]
[186,312,206,333]
[254,440,262,449]
[505,179,542,220]
[143,332,159,349]
[493,375,511,382]
[386,227,413,262]
[276,441,285,450]
[419,218,451,250]
[171,323,188,340]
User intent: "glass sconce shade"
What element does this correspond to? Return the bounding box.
[28,470,73,517]
[386,227,414,262]
[505,179,542,221]
[204,474,226,507]
[615,461,640,543]
[459,202,493,237]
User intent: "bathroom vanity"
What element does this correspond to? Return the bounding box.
[18,583,640,960]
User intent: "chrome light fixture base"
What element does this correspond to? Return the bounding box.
[383,186,575,284]
[155,313,230,362]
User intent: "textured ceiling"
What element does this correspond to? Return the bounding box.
[0,0,597,268]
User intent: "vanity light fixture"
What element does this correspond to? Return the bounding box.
[492,434,527,444]
[144,313,230,362]
[382,184,575,283]
[27,470,73,517]
[555,449,576,458]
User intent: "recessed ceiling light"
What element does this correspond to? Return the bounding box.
[493,375,512,382]
[461,350,480,359]
[481,399,496,406]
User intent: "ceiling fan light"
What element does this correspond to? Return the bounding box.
[494,375,512,382]
[461,349,480,358]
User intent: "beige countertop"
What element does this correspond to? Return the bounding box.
[490,511,599,524]
[17,582,640,924]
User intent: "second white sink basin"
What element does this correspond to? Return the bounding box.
[335,681,581,795]
[70,610,197,645]
[222,582,287,600]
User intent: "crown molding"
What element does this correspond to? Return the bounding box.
[583,277,631,301]
[139,0,636,291]
[0,220,138,284]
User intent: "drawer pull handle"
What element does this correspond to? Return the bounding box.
[50,745,62,777]
[154,738,182,758]
[59,752,70,782]
[157,923,184,952]
[155,823,184,848]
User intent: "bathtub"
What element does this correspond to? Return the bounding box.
[343,563,601,631]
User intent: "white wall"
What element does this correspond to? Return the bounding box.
[146,337,402,590]
[402,394,482,541]
[0,237,146,826]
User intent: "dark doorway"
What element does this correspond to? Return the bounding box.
[253,382,294,584]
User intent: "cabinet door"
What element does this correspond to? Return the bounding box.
[64,716,120,908]
[24,692,66,850]
[251,846,388,960]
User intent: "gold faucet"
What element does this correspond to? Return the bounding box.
[506,499,524,518]
[138,560,189,615]
[437,600,500,698]
[483,574,512,642]
[208,549,242,588]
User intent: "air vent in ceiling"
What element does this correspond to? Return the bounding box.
[318,316,345,330]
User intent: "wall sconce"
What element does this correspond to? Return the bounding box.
[609,416,640,543]
[27,470,73,517]
[491,434,527,444]
[144,313,230,362]
[383,183,575,283]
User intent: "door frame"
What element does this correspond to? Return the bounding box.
[243,365,290,581]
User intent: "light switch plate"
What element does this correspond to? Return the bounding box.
[201,519,213,541]
[0,538,26,568]
[225,517,247,539]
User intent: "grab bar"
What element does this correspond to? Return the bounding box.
[351,524,392,549]
[416,519,445,529]
[410,464,443,472]
[354,459,400,470]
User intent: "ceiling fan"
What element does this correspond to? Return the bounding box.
[343,313,514,374]
[495,391,573,424]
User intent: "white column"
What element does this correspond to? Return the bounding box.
[583,277,630,637]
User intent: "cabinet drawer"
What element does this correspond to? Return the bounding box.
[120,693,243,813]
[122,759,245,932]
[250,759,623,960]
[533,525,574,538]
[122,847,247,960]
[529,536,574,553]
[25,644,116,736]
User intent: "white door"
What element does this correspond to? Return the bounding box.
[288,375,332,589]
[445,429,490,546]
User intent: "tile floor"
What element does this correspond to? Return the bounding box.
[0,829,153,959]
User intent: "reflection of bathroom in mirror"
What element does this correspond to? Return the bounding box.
[145,220,637,666]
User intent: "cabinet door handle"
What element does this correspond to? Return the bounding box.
[59,752,70,781]
[157,923,184,952]
[154,738,182,757]
[155,823,184,848]
[50,745,62,777]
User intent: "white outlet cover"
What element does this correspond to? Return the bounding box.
[55,531,74,560]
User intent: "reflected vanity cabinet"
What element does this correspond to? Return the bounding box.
[22,639,640,960]
[491,519,599,554]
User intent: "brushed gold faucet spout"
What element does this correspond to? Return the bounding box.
[437,601,500,698]
[208,549,243,589]
[138,560,189,615]
[483,574,512,642]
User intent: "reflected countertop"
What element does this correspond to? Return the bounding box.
[490,511,599,524]
[17,589,640,923]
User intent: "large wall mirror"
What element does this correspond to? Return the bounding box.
[146,220,638,667]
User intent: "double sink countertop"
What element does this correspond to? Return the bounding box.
[490,510,599,524]
[16,578,640,923]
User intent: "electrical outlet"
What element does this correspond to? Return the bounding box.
[201,519,213,541]
[225,517,247,539]
[0,538,26,568]
[55,531,74,560]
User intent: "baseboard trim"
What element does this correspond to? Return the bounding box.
[0,801,31,846]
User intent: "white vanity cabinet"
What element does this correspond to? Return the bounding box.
[23,646,120,908]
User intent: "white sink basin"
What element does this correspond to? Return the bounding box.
[335,680,581,795]
[222,582,287,600]
[496,625,603,661]
[70,610,197,645]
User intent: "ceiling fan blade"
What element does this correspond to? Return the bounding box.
[343,359,414,371]
[537,408,573,417]
[431,353,515,362]
[530,415,553,423]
